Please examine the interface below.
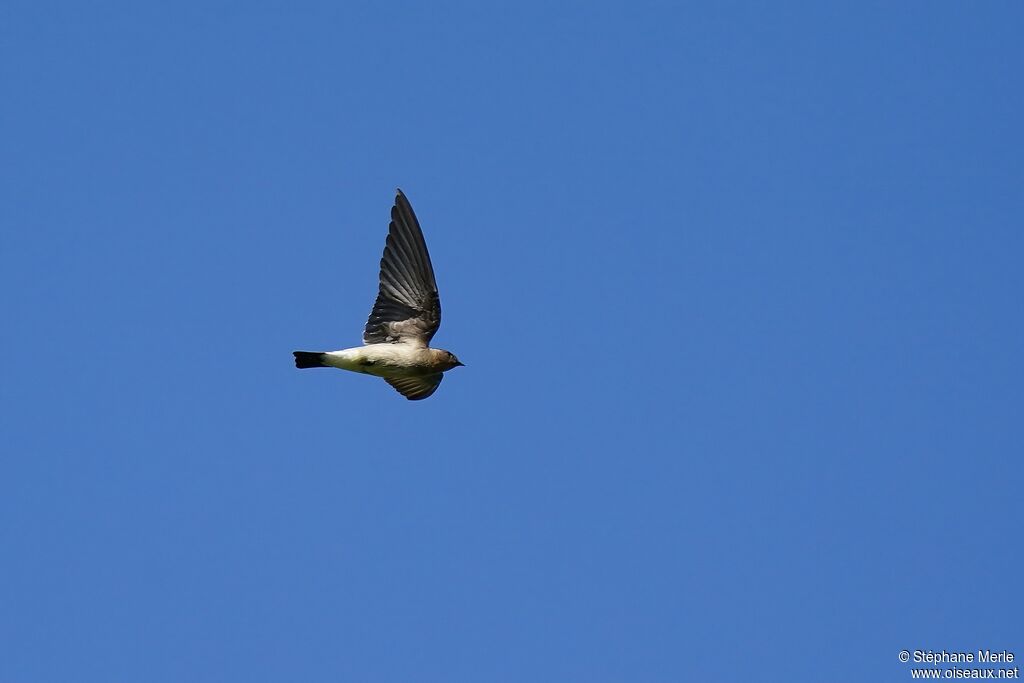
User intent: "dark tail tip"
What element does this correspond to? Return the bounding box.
[293,351,327,369]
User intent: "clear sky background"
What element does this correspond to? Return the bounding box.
[2,2,1022,681]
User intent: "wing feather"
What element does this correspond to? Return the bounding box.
[384,374,443,400]
[363,189,442,345]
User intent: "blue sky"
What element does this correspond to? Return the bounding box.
[2,2,1022,681]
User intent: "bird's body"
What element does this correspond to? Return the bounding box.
[292,190,463,400]
[302,344,458,378]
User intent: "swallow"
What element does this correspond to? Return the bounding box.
[292,189,463,400]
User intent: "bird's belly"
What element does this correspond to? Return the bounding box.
[323,345,432,378]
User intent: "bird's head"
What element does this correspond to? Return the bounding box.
[444,351,465,370]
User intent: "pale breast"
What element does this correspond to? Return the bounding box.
[354,344,438,377]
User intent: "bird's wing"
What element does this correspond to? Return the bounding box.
[384,373,443,401]
[363,189,441,346]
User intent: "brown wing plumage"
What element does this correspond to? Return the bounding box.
[363,189,441,346]
[384,374,444,401]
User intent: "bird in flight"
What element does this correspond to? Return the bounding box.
[292,189,463,400]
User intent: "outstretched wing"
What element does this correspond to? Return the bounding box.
[363,189,441,346]
[384,374,443,401]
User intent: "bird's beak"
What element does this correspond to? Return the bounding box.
[456,361,465,367]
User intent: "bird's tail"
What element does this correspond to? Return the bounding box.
[293,351,327,369]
